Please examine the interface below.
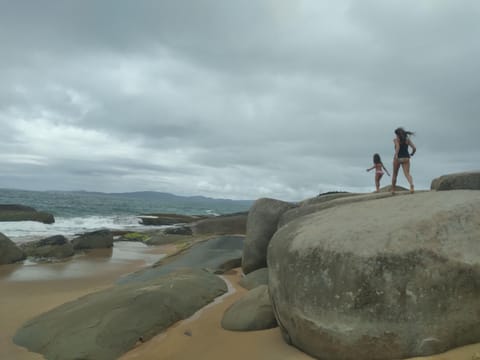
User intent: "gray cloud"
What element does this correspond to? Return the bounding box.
[0,0,479,201]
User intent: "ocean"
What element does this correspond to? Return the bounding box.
[0,189,253,243]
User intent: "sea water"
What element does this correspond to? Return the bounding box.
[0,189,252,243]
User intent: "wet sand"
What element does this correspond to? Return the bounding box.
[0,242,169,360]
[1,250,480,360]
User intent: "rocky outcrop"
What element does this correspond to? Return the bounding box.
[0,232,25,264]
[163,225,193,235]
[0,204,54,224]
[19,235,74,260]
[221,285,277,331]
[279,191,411,228]
[239,267,268,290]
[299,192,358,206]
[138,213,206,226]
[72,229,113,250]
[14,269,227,360]
[242,198,295,274]
[431,171,480,190]
[267,190,480,360]
[192,212,248,235]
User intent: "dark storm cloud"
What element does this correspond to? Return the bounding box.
[0,0,479,200]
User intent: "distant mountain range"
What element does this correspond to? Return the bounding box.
[69,190,254,206]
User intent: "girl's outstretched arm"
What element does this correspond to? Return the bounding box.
[366,165,375,171]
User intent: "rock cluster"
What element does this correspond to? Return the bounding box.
[19,235,74,260]
[0,229,116,264]
[233,171,480,360]
[14,233,245,359]
[9,171,480,360]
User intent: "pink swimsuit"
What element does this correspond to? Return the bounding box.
[375,163,384,175]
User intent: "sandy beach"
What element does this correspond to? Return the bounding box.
[1,244,480,360]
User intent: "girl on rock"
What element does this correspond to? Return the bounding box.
[366,153,390,192]
[392,127,416,194]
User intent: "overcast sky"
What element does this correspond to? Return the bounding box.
[0,1,479,201]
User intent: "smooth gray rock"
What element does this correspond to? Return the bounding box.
[431,171,480,190]
[239,267,268,290]
[221,285,277,331]
[72,229,113,250]
[268,190,480,360]
[299,192,358,207]
[242,198,295,274]
[279,191,411,228]
[192,212,248,235]
[118,235,244,285]
[0,232,25,264]
[14,269,227,360]
[20,235,74,259]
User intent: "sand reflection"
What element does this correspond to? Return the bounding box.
[1,242,165,282]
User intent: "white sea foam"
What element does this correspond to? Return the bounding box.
[0,215,166,243]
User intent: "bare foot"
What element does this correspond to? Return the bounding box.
[410,185,414,194]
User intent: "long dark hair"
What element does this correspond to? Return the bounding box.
[395,127,414,144]
[373,153,381,164]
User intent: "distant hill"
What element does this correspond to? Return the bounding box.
[116,191,253,205]
[70,190,254,207]
[0,188,255,217]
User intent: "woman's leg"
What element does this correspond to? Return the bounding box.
[401,160,414,192]
[391,159,400,193]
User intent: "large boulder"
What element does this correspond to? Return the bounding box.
[19,235,74,259]
[221,285,277,331]
[192,212,248,235]
[0,204,54,224]
[268,190,480,360]
[72,229,113,250]
[0,232,25,264]
[242,198,296,274]
[431,171,480,190]
[14,269,227,360]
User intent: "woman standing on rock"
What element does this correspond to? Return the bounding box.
[392,127,416,194]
